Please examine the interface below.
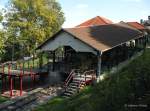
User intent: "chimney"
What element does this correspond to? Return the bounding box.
[148,16,150,20]
[140,19,143,24]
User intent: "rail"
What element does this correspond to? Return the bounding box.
[83,70,96,82]
[77,70,96,92]
[64,69,80,88]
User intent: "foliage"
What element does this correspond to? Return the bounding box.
[0,96,8,103]
[1,0,65,61]
[35,49,150,111]
[0,14,6,61]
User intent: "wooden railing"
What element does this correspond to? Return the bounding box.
[83,70,96,82]
[64,70,75,89]
[78,70,96,92]
[64,69,80,89]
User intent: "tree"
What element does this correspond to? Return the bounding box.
[0,14,5,60]
[4,0,65,57]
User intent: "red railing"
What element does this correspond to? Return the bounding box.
[83,70,96,82]
[64,69,77,88]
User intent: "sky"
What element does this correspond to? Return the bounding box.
[0,0,150,28]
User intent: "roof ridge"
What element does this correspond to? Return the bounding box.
[76,16,113,27]
[97,16,108,24]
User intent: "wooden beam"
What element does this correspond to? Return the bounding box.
[52,51,56,71]
[20,65,23,96]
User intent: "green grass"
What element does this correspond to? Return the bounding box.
[30,49,150,111]
[0,96,8,103]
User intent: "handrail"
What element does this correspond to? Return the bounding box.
[83,70,96,82]
[64,69,81,88]
[64,70,75,88]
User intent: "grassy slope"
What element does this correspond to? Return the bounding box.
[0,96,8,103]
[35,49,150,111]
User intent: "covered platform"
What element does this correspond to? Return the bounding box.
[37,22,147,82]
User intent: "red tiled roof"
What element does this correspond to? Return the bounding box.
[37,23,142,52]
[127,22,145,30]
[76,16,113,27]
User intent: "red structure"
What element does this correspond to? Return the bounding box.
[0,63,47,98]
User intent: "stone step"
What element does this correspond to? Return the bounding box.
[63,92,73,97]
[72,79,80,83]
[68,84,79,89]
[144,93,150,96]
[66,89,77,94]
[69,83,79,86]
[65,91,76,95]
[73,77,92,82]
[75,75,93,78]
[67,87,78,91]
[62,95,70,98]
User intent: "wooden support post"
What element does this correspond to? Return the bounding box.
[28,60,29,69]
[13,77,15,90]
[10,76,13,97]
[30,65,33,89]
[8,64,11,82]
[33,54,35,69]
[23,62,25,75]
[96,51,102,82]
[5,76,6,91]
[8,64,13,97]
[1,74,3,94]
[52,51,56,71]
[33,74,36,87]
[20,65,23,96]
[39,52,43,70]
[16,63,17,70]
[1,65,4,94]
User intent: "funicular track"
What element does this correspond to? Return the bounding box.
[0,85,62,111]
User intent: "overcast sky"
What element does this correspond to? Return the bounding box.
[0,0,150,27]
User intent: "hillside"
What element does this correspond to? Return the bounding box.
[35,49,150,111]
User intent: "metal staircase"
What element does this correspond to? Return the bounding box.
[63,70,96,98]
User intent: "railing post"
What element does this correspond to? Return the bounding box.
[64,69,75,90]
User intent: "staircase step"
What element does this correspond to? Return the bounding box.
[144,93,150,96]
[65,90,77,94]
[68,84,79,88]
[73,77,91,82]
[69,83,79,86]
[64,92,73,96]
[67,87,78,91]
[72,80,80,83]
[62,95,70,98]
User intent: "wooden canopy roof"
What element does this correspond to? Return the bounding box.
[37,23,142,52]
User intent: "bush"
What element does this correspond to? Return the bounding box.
[35,49,150,111]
